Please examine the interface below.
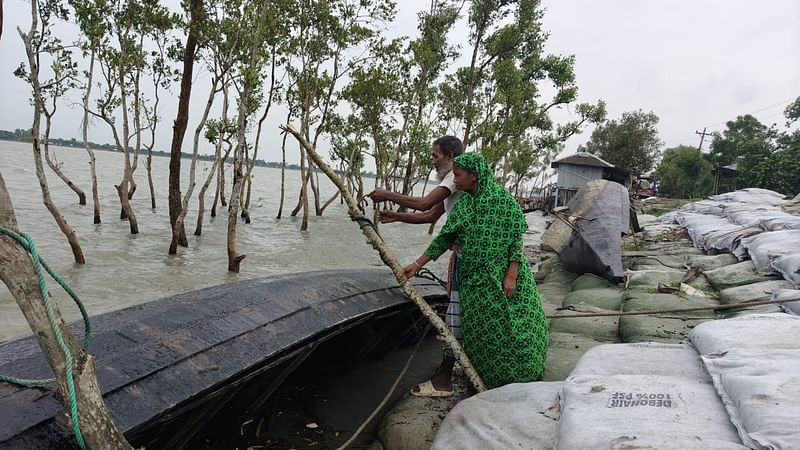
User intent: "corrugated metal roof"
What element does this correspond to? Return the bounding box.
[551,152,616,169]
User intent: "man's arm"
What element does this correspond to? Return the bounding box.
[379,202,445,224]
[368,186,451,211]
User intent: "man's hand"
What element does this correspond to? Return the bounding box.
[377,210,398,224]
[368,189,392,202]
[503,271,518,297]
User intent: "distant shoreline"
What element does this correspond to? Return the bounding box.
[0,135,382,179]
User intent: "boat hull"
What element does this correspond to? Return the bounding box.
[543,180,630,282]
[0,269,446,449]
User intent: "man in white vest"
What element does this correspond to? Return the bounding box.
[368,135,464,397]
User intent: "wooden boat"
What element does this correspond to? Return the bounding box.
[541,179,630,282]
[0,269,446,449]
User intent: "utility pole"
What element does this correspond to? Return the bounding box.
[696,127,712,151]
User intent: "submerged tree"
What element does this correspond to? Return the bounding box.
[41,51,87,206]
[168,0,204,253]
[16,0,85,263]
[285,0,395,231]
[71,0,104,223]
[78,0,173,234]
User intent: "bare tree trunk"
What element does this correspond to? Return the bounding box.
[281,124,487,392]
[81,50,101,224]
[43,130,86,205]
[195,157,218,235]
[219,148,228,207]
[170,75,218,254]
[211,179,220,218]
[299,148,309,231]
[127,52,143,203]
[310,158,322,215]
[290,171,309,217]
[243,48,278,224]
[1,172,132,450]
[400,104,425,198]
[18,15,85,264]
[116,47,138,234]
[462,17,488,148]
[168,0,202,250]
[276,112,290,219]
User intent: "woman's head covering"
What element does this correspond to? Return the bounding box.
[454,152,497,195]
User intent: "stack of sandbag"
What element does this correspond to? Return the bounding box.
[543,274,623,381]
[669,189,800,290]
[690,314,800,449]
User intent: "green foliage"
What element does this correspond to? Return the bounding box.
[707,100,800,196]
[709,114,775,191]
[439,0,605,190]
[580,110,662,175]
[655,146,712,199]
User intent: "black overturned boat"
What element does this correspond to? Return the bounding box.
[0,269,446,449]
[541,179,630,282]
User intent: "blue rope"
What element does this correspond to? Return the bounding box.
[0,226,90,449]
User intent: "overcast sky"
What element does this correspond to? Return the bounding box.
[1,0,798,170]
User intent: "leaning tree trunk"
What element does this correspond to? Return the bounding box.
[43,131,86,205]
[195,158,218,236]
[1,172,132,449]
[167,0,202,250]
[18,17,85,264]
[280,124,487,392]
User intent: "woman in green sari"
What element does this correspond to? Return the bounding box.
[403,152,548,390]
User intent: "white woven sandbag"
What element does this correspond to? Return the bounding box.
[555,374,746,449]
[690,313,800,355]
[772,289,800,315]
[702,348,800,450]
[740,230,800,275]
[570,342,707,380]
[431,382,562,450]
[771,254,800,288]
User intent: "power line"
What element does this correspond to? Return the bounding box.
[662,97,796,148]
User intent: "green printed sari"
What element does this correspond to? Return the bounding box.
[424,152,548,389]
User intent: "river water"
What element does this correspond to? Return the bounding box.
[0,140,451,341]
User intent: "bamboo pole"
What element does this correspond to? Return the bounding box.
[280,124,487,392]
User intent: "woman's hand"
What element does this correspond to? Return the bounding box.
[402,261,420,280]
[503,272,517,297]
[504,262,520,297]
